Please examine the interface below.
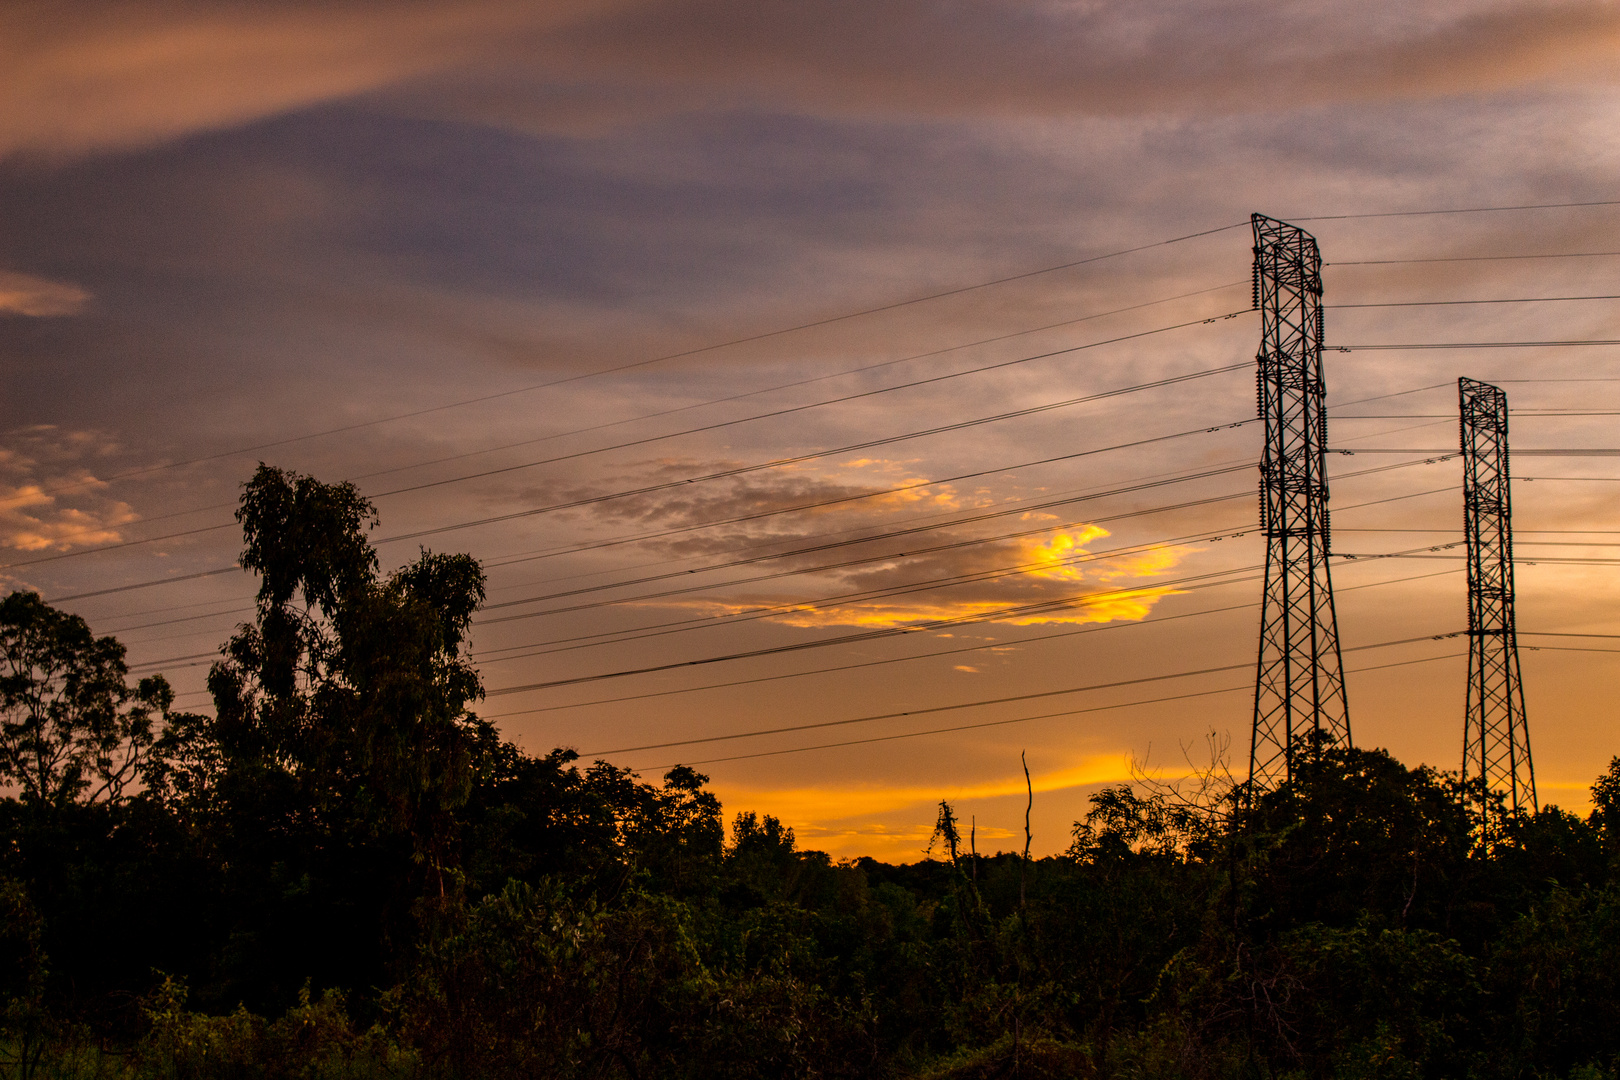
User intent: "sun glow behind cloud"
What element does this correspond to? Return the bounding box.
[649,521,1196,629]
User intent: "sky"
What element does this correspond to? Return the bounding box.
[3,0,1620,859]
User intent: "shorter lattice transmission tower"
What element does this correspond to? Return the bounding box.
[1249,213,1350,792]
[1459,377,1535,832]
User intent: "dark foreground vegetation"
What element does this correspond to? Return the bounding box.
[4,466,1620,1079]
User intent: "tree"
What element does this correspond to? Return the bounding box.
[204,465,489,879]
[1590,755,1620,858]
[0,591,174,811]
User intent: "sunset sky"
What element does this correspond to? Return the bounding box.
[4,0,1620,858]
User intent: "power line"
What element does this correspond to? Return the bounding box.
[497,592,1263,718]
[1334,413,1620,419]
[4,318,1256,572]
[485,566,1462,721]
[113,458,1447,671]
[127,474,1246,661]
[1337,339,1620,351]
[477,427,1257,617]
[474,463,1412,661]
[1,521,239,571]
[345,280,1249,489]
[8,223,1252,508]
[11,283,1255,560]
[1329,382,1452,409]
[45,412,1255,613]
[1333,448,1620,456]
[20,195,1620,518]
[1295,199,1620,221]
[127,650,217,673]
[100,602,253,636]
[64,465,1462,645]
[354,304,1613,502]
[38,262,1620,570]
[11,288,1589,548]
[1521,632,1620,639]
[1330,251,1620,266]
[477,535,1249,662]
[128,488,1253,664]
[117,466,1445,683]
[481,478,1459,691]
[477,470,1250,578]
[477,453,1446,638]
[587,631,1463,758]
[1336,554,1620,565]
[480,522,1233,641]
[486,564,1267,697]
[1331,294,1620,309]
[369,322,1254,537]
[1341,528,1620,535]
[30,305,1620,588]
[642,651,1466,770]
[46,565,242,604]
[89,437,1256,629]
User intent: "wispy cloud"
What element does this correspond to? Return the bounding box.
[530,0,1620,123]
[0,271,90,316]
[0,1,619,160]
[7,1,1619,160]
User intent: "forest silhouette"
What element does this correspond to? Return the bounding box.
[3,465,1620,1079]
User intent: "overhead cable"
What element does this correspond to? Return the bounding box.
[1331,250,1620,266]
[647,651,1466,770]
[486,566,1462,721]
[1295,198,1620,221]
[4,320,1256,572]
[10,223,1251,506]
[587,632,1465,757]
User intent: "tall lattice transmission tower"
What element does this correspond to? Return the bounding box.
[1249,213,1350,791]
[1459,377,1535,831]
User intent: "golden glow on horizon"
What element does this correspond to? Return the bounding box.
[709,753,1152,859]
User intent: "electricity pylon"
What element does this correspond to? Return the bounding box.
[1459,377,1535,833]
[1249,213,1350,792]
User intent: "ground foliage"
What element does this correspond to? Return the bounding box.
[3,466,1620,1079]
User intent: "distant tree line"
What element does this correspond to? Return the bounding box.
[3,464,1620,1079]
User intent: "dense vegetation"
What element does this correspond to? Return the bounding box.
[4,465,1620,1079]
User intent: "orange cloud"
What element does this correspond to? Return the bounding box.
[0,427,135,552]
[659,524,1196,629]
[0,271,90,317]
[760,584,1178,630]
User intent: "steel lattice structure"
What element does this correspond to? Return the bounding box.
[1249,213,1350,791]
[1459,377,1536,832]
